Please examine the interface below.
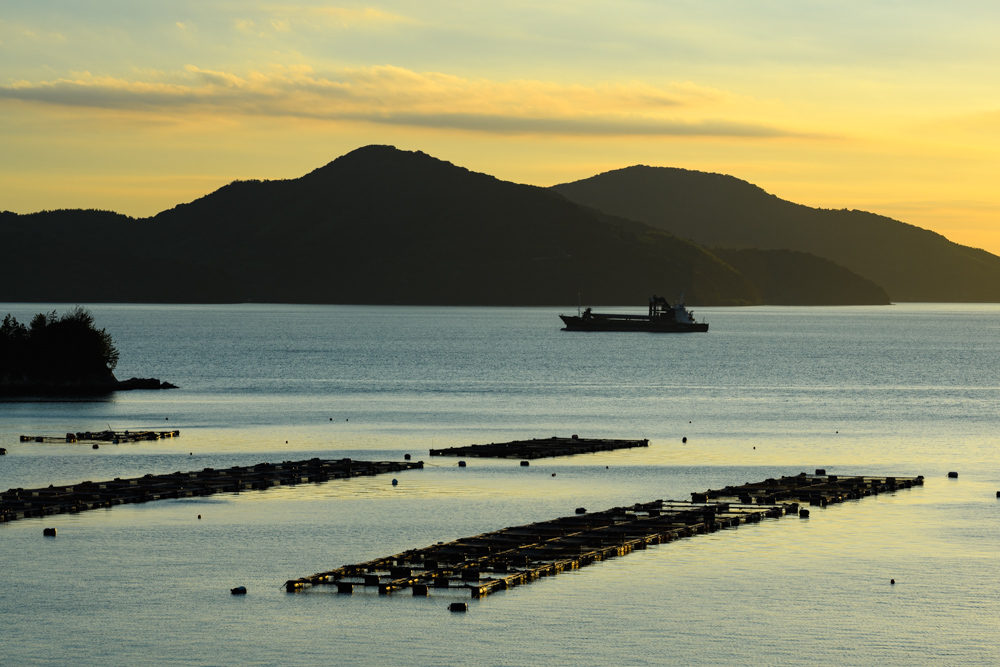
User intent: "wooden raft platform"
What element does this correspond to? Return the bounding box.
[0,458,422,523]
[429,436,649,459]
[284,472,920,599]
[691,471,924,506]
[20,429,180,444]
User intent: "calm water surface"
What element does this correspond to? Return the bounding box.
[1,303,998,666]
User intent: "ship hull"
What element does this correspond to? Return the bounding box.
[559,314,708,333]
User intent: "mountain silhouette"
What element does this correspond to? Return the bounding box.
[0,209,241,302]
[552,166,1000,302]
[0,147,758,306]
[714,248,889,305]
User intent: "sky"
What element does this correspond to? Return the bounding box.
[3,1,1000,253]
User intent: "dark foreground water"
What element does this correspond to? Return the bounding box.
[1,303,998,666]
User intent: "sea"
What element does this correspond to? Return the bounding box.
[1,302,998,666]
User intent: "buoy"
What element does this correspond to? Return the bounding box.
[392,479,398,486]
[190,452,193,455]
[948,471,958,478]
[575,507,587,514]
[43,527,57,536]
[92,444,99,450]
[449,603,468,612]
[404,454,411,460]
[520,461,529,466]
[682,437,687,443]
[329,418,333,421]
[231,586,247,595]
[458,461,466,467]
[165,417,168,420]
[799,509,810,518]
[890,579,895,585]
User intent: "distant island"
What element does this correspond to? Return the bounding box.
[3,146,997,306]
[0,307,176,395]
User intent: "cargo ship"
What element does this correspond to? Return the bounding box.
[559,295,708,332]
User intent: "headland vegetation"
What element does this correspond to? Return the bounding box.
[0,306,176,395]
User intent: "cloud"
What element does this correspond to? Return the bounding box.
[354,113,794,137]
[233,19,258,35]
[184,65,246,88]
[268,6,413,27]
[0,65,801,138]
[235,5,413,35]
[304,7,413,26]
[946,109,1000,134]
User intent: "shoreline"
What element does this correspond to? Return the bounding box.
[0,376,177,397]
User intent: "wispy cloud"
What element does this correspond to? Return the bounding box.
[943,109,1000,134]
[331,112,796,138]
[0,65,801,138]
[241,5,414,34]
[301,6,414,26]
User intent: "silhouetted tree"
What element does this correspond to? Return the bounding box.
[0,313,30,379]
[0,307,119,385]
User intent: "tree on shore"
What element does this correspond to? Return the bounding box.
[0,306,119,384]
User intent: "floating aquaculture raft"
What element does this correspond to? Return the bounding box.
[284,472,923,599]
[429,436,648,460]
[20,429,180,444]
[690,472,922,506]
[0,458,422,523]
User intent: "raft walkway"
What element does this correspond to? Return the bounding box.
[0,458,422,523]
[429,436,649,460]
[284,472,922,599]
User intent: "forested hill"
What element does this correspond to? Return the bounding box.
[552,166,1000,302]
[713,248,890,306]
[0,147,758,306]
[0,208,242,302]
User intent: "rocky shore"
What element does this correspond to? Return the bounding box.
[0,376,177,396]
